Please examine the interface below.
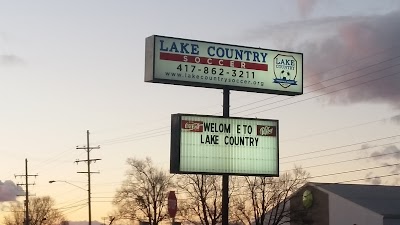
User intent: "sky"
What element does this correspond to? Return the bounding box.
[1,0,400,224]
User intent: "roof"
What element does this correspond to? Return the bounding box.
[310,182,400,218]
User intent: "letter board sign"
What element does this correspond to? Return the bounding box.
[170,114,279,176]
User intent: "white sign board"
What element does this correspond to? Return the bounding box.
[170,114,279,176]
[146,35,303,95]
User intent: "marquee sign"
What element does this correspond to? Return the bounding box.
[170,114,279,176]
[145,35,303,95]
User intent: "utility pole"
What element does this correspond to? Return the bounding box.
[75,130,101,225]
[15,159,38,225]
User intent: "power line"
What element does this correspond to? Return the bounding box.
[58,203,87,211]
[73,135,400,202]
[285,150,400,172]
[99,127,170,145]
[310,162,400,180]
[312,172,400,188]
[280,117,393,143]
[56,199,87,208]
[97,164,400,200]
[96,63,400,146]
[237,63,400,115]
[301,55,400,90]
[232,45,400,110]
[244,70,400,116]
[281,134,400,160]
[282,143,398,165]
[62,205,87,215]
[230,54,400,112]
[30,146,84,174]
[303,46,400,83]
[94,59,400,146]
[91,67,400,145]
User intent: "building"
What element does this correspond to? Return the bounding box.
[288,182,400,225]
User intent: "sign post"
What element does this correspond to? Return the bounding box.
[222,88,229,225]
[168,191,177,224]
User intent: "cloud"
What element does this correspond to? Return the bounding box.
[0,180,24,202]
[389,164,400,174]
[297,0,317,18]
[391,114,400,125]
[302,11,400,109]
[392,177,400,185]
[246,10,400,109]
[361,144,373,150]
[0,32,6,41]
[365,172,382,185]
[370,145,400,160]
[0,32,24,66]
[0,54,25,66]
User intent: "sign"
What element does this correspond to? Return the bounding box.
[168,191,177,218]
[145,35,303,96]
[170,114,279,176]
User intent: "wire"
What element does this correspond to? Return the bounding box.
[109,169,400,201]
[281,117,393,143]
[90,53,400,146]
[310,162,400,179]
[316,172,400,186]
[230,54,400,112]
[244,70,400,116]
[56,199,87,208]
[285,150,400,172]
[62,205,87,215]
[99,128,170,145]
[237,63,400,115]
[94,65,400,146]
[58,203,87,211]
[281,135,400,161]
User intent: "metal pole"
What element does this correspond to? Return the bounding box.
[25,159,30,225]
[222,88,230,225]
[87,130,92,225]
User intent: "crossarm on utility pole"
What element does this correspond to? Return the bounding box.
[75,130,101,225]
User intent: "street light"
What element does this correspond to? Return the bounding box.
[49,180,90,224]
[48,180,87,191]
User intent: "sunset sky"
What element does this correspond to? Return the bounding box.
[1,0,400,224]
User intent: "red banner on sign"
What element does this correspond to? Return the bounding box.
[160,52,268,71]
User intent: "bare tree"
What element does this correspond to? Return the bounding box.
[177,175,241,225]
[3,196,65,225]
[113,157,174,225]
[231,167,309,225]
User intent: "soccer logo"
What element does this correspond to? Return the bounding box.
[273,54,298,88]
